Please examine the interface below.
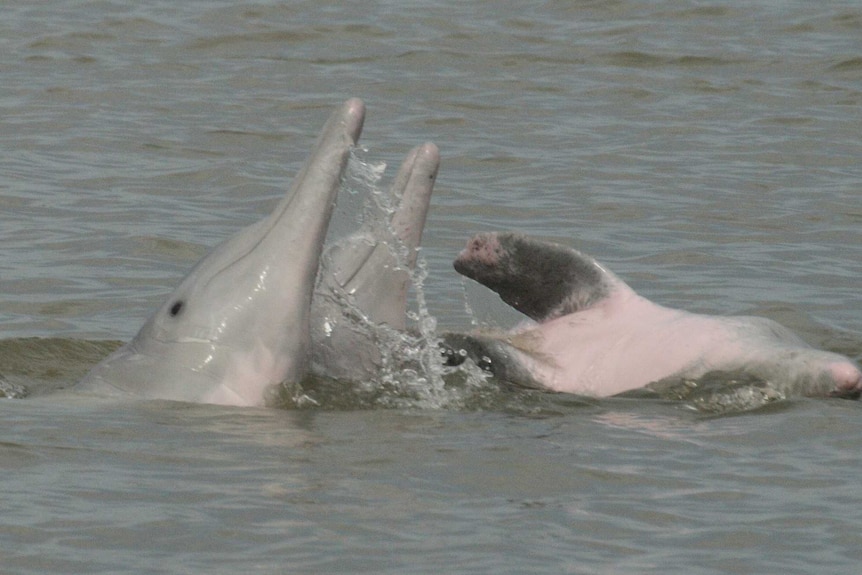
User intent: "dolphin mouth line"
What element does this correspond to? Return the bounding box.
[200,205,303,292]
[175,336,216,345]
[336,240,384,288]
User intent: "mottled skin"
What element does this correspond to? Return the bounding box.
[454,232,615,322]
[446,232,862,399]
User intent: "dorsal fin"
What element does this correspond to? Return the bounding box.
[453,232,630,322]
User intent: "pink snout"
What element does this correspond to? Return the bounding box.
[458,233,504,267]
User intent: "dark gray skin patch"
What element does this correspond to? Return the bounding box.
[454,232,614,322]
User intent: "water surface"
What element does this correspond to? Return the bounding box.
[1,1,861,573]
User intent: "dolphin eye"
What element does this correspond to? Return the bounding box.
[169,301,184,317]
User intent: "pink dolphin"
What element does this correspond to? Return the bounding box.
[78,99,368,406]
[445,232,862,400]
[78,98,441,407]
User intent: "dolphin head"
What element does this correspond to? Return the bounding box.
[79,99,366,406]
[308,142,440,383]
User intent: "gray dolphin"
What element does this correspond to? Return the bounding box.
[444,232,862,401]
[311,143,440,382]
[78,99,366,406]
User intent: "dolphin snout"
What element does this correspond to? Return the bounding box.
[458,232,503,267]
[343,98,366,141]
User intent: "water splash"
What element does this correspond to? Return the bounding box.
[291,149,496,411]
[619,371,789,414]
[324,147,388,242]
